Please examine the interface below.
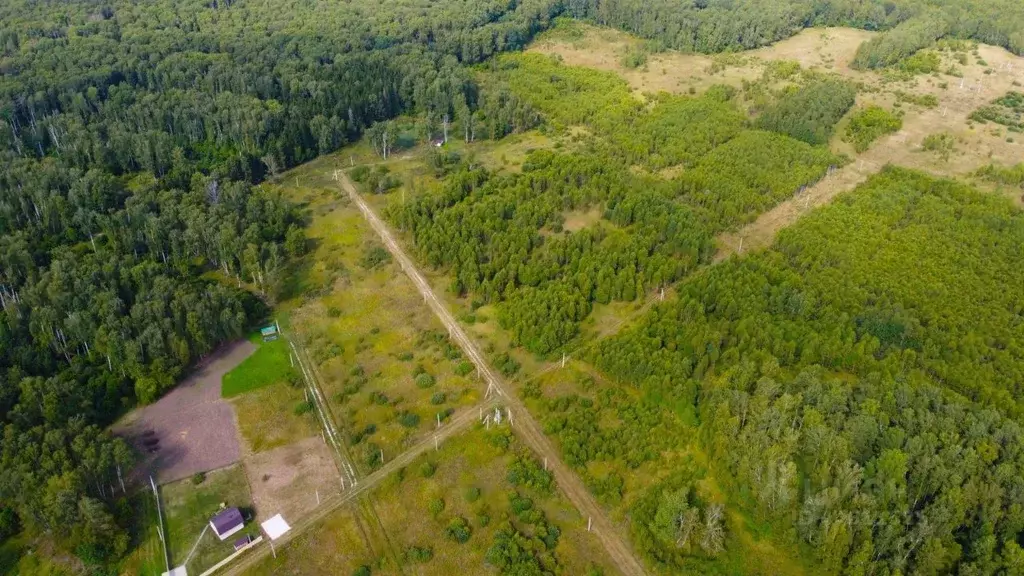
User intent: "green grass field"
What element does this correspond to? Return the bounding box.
[221,334,297,398]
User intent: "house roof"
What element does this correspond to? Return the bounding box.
[260,325,278,336]
[211,507,243,533]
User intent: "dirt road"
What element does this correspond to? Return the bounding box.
[220,396,499,575]
[338,172,649,576]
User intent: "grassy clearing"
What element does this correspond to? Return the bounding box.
[368,426,617,575]
[162,465,257,575]
[221,334,297,398]
[245,504,386,575]
[231,381,320,453]
[270,158,484,477]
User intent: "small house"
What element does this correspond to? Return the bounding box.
[260,325,278,342]
[233,534,254,551]
[210,507,244,541]
[431,138,445,148]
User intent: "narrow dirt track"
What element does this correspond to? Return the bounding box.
[220,396,498,576]
[338,172,649,576]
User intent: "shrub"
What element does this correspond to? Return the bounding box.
[350,165,370,182]
[454,361,474,377]
[464,486,482,503]
[191,472,206,485]
[494,352,520,377]
[844,105,903,152]
[398,411,421,428]
[294,400,314,415]
[427,497,445,517]
[507,455,554,493]
[619,45,649,69]
[898,50,940,74]
[430,392,447,405]
[420,461,437,478]
[921,132,957,160]
[445,517,472,543]
[361,245,391,269]
[414,373,436,389]
[405,545,434,563]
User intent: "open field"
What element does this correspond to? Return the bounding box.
[244,503,383,575]
[231,382,320,454]
[115,341,255,484]
[369,427,618,575]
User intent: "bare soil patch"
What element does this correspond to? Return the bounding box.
[243,436,339,524]
[115,340,256,484]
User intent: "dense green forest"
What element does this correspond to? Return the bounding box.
[0,0,562,569]
[592,168,1024,574]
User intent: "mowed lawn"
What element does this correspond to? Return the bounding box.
[222,334,296,398]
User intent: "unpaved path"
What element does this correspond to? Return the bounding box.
[338,172,649,576]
